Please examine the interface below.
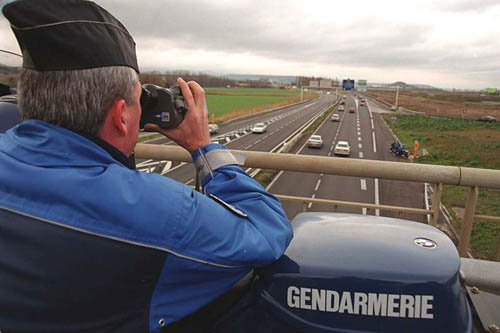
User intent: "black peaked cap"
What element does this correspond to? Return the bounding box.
[2,0,139,73]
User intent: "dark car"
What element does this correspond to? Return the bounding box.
[478,116,496,123]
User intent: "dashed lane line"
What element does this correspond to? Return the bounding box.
[358,143,362,149]
[359,152,364,159]
[307,194,316,209]
[372,132,377,153]
[360,179,367,191]
[315,179,322,191]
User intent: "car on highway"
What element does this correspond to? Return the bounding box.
[348,107,355,113]
[331,114,340,122]
[307,135,323,148]
[252,122,267,133]
[334,141,351,156]
[478,115,496,123]
[340,100,345,105]
[338,105,345,112]
[360,101,365,106]
[209,124,219,134]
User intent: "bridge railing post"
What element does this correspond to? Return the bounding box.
[430,183,443,227]
[458,186,479,257]
[496,233,500,262]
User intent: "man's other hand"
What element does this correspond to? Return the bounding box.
[144,78,210,154]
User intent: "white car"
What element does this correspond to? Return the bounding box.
[307,135,323,148]
[208,124,219,134]
[334,141,351,156]
[252,123,267,133]
[331,114,340,122]
[338,105,345,112]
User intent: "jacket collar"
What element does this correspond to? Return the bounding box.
[0,119,134,169]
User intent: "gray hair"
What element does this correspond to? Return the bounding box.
[18,66,139,136]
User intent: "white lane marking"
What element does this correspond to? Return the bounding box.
[162,162,187,175]
[360,179,367,191]
[357,131,361,136]
[372,132,377,152]
[375,178,380,216]
[315,179,321,191]
[308,194,316,209]
[362,208,367,215]
[358,137,362,141]
[255,139,262,144]
[266,170,283,190]
[371,119,375,130]
[185,178,194,185]
[359,152,364,159]
[244,144,253,150]
[328,152,332,157]
[358,143,363,149]
[162,161,173,174]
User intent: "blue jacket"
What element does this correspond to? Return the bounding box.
[0,120,293,332]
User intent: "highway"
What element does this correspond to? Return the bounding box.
[141,94,337,185]
[267,93,425,223]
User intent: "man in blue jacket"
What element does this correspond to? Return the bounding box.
[0,0,293,331]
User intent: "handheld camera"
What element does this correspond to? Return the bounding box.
[139,84,188,130]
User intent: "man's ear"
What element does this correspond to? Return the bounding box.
[108,98,127,136]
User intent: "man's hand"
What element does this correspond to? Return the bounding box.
[144,78,210,154]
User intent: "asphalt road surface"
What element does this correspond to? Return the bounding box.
[140,94,338,185]
[268,92,426,223]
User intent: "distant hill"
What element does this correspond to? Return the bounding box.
[369,81,437,90]
[0,64,19,75]
[225,74,297,84]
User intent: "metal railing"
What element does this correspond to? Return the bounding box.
[135,144,500,258]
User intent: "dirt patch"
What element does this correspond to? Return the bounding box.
[367,89,500,119]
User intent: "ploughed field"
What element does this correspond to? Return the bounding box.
[385,114,500,260]
[367,89,500,119]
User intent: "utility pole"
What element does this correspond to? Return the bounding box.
[395,86,400,107]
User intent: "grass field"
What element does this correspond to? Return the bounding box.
[384,114,500,260]
[204,88,314,122]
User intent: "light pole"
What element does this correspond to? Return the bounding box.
[395,86,400,107]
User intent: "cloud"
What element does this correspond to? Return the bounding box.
[0,0,499,88]
[430,0,500,13]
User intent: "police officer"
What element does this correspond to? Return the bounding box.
[0,0,293,331]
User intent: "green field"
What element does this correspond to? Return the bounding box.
[207,95,286,117]
[384,114,500,260]
[204,88,307,121]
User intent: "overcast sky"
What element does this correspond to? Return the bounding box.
[1,0,499,89]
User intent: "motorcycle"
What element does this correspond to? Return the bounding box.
[390,141,409,159]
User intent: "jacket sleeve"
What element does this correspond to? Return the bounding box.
[170,144,293,268]
[149,144,294,326]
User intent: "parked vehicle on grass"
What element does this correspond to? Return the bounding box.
[478,116,496,123]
